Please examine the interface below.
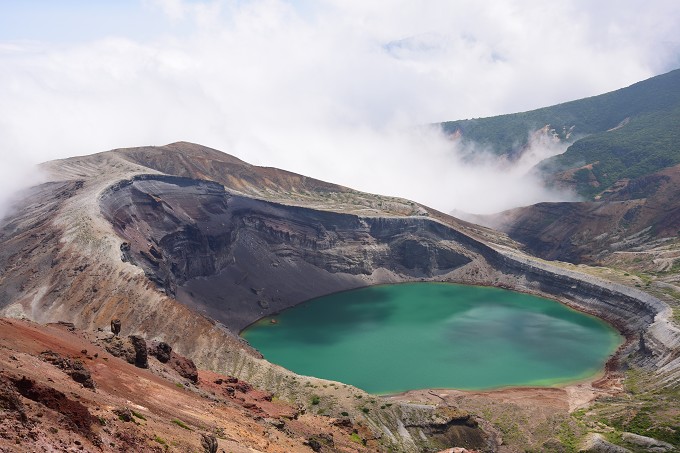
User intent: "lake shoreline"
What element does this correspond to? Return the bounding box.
[242,282,623,395]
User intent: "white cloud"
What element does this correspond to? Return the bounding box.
[0,157,45,222]
[0,0,679,216]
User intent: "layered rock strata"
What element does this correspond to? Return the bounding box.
[97,172,680,385]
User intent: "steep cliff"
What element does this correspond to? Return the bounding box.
[99,175,475,331]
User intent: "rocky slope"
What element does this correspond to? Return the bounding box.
[0,317,396,452]
[1,142,679,451]
[483,164,680,266]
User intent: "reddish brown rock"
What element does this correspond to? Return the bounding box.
[169,353,198,383]
[10,375,97,442]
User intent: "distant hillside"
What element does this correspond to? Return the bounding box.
[484,163,680,266]
[441,68,680,198]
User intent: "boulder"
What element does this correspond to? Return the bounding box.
[201,433,218,453]
[169,353,198,383]
[40,351,95,389]
[103,337,136,364]
[148,341,172,363]
[128,335,149,369]
[69,360,96,389]
[110,319,121,336]
[580,433,631,452]
[621,432,674,452]
[113,407,134,423]
[305,433,333,452]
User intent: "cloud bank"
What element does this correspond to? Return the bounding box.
[1,0,679,216]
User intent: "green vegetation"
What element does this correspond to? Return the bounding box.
[670,259,680,274]
[310,395,320,405]
[609,407,680,446]
[349,432,363,444]
[171,419,193,431]
[578,368,680,449]
[556,420,580,452]
[131,410,146,421]
[540,105,680,197]
[440,68,680,198]
[153,435,167,446]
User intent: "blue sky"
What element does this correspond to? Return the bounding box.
[1,0,680,215]
[0,1,159,42]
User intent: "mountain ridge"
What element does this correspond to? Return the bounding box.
[1,142,679,451]
[441,68,680,198]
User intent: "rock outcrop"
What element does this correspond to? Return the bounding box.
[128,335,149,369]
[580,433,632,452]
[40,350,96,389]
[148,340,172,363]
[201,434,218,453]
[99,175,475,331]
[169,352,199,384]
[110,318,121,336]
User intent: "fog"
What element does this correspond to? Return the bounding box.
[1,0,679,218]
[0,156,46,222]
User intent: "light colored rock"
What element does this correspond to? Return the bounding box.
[580,433,631,453]
[621,432,674,451]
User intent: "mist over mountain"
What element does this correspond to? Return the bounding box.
[441,68,680,199]
[448,67,680,300]
[3,1,680,218]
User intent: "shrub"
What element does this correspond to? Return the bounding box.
[171,419,193,431]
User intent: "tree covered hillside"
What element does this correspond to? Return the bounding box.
[441,68,680,198]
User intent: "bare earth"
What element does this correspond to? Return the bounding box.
[0,318,372,453]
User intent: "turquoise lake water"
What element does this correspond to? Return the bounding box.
[241,283,621,394]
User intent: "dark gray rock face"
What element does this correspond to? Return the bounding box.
[149,341,172,363]
[100,176,474,331]
[201,434,218,453]
[127,335,149,369]
[110,318,121,336]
